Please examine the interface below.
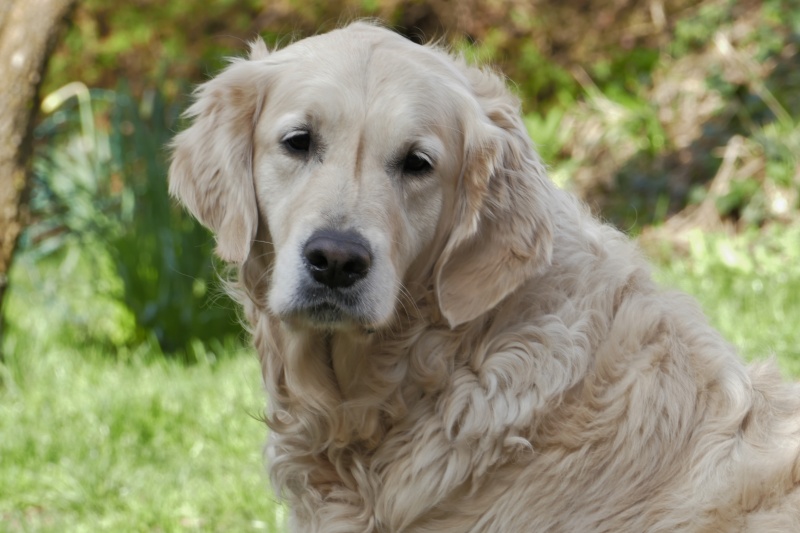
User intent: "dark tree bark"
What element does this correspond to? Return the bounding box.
[0,0,76,340]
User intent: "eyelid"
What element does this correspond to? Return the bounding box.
[411,151,433,165]
[404,143,439,168]
[281,128,309,143]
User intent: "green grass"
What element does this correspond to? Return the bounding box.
[651,224,800,377]
[0,339,286,532]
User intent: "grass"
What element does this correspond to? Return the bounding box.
[0,339,286,532]
[1,224,799,532]
[651,223,800,377]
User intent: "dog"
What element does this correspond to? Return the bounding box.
[169,21,800,532]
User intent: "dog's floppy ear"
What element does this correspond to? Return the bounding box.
[168,40,271,263]
[434,65,556,328]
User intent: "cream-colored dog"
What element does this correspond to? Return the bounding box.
[169,22,800,532]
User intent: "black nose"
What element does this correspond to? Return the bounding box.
[303,230,372,289]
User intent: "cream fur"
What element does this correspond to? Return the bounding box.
[169,22,800,532]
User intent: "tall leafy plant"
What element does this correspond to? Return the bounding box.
[107,86,242,355]
[25,84,243,357]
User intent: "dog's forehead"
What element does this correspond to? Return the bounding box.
[273,27,461,106]
[262,28,466,144]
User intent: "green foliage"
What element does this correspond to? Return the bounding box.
[524,107,569,174]
[6,243,135,349]
[106,87,242,355]
[46,0,266,98]
[511,39,578,110]
[20,84,242,357]
[589,48,661,100]
[670,0,736,56]
[48,0,686,114]
[715,177,762,220]
[529,0,800,231]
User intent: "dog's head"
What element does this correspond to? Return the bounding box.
[169,22,555,332]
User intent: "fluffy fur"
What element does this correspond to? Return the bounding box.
[169,22,800,532]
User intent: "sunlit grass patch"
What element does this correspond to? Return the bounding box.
[650,224,800,377]
[0,338,286,532]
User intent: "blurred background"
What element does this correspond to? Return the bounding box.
[1,0,798,530]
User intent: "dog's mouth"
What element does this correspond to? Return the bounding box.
[284,287,375,331]
[305,301,349,324]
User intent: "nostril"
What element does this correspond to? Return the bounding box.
[303,230,372,289]
[306,249,329,271]
[344,256,370,276]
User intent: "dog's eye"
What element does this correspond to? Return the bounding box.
[283,131,311,153]
[403,152,432,174]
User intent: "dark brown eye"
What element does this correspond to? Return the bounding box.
[283,131,311,152]
[403,152,432,174]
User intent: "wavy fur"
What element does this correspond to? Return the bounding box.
[169,22,800,532]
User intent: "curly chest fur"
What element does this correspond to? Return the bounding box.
[255,306,588,531]
[251,280,653,531]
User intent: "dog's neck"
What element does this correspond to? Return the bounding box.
[327,328,378,400]
[263,287,458,449]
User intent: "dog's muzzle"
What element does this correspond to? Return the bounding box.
[292,229,374,326]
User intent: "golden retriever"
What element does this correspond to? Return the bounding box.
[169,22,800,532]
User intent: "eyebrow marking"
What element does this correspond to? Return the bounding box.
[353,129,366,182]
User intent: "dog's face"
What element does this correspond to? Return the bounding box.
[170,23,556,332]
[251,35,466,330]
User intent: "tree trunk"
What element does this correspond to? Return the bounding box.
[0,0,76,341]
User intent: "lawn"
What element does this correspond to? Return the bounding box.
[0,340,286,532]
[1,224,799,532]
[652,224,800,376]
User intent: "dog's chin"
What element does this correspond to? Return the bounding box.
[281,302,379,335]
